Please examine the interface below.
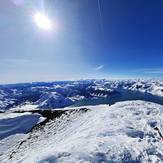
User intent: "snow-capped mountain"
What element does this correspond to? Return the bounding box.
[36,92,74,109]
[0,79,162,111]
[0,79,163,162]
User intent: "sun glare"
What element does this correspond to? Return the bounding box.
[34,12,52,31]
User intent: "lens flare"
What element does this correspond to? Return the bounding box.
[34,12,52,31]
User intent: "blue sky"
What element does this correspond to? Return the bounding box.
[0,0,163,83]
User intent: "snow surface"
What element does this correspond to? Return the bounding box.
[10,104,38,112]
[0,134,28,157]
[1,101,163,163]
[0,112,42,140]
[0,112,31,120]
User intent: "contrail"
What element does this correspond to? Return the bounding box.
[41,0,45,13]
[97,0,104,35]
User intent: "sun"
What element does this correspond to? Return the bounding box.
[33,12,52,31]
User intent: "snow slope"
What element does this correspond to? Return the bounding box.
[1,101,163,163]
[0,112,42,140]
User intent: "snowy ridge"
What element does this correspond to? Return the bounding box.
[1,101,163,163]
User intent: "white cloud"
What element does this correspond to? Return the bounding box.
[95,65,104,71]
[135,68,163,74]
[144,70,163,74]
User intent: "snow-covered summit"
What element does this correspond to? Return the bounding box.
[1,101,162,162]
